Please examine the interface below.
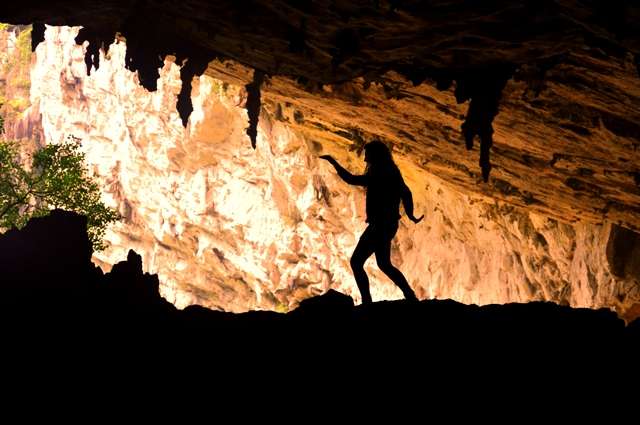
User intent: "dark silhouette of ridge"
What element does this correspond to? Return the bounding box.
[0,210,638,384]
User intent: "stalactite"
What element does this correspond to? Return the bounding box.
[31,23,45,52]
[123,37,164,91]
[177,57,210,127]
[455,65,515,182]
[72,14,216,125]
[245,70,265,148]
[74,27,115,77]
[74,27,103,76]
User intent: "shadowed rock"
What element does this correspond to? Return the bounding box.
[606,224,640,280]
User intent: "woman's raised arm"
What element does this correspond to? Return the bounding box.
[320,155,367,186]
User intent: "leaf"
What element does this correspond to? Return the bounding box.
[0,140,120,251]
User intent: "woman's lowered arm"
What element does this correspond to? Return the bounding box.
[320,155,368,186]
[401,183,424,223]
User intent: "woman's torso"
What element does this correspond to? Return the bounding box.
[365,168,403,224]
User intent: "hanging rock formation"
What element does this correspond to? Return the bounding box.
[4,1,640,183]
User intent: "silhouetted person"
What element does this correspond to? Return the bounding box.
[320,141,423,304]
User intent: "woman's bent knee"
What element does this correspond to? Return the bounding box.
[376,260,394,274]
[350,256,364,270]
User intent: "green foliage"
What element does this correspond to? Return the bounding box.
[15,26,32,64]
[0,140,120,251]
[1,26,32,119]
[7,98,28,111]
[2,26,32,77]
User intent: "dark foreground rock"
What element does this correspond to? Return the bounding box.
[0,211,637,389]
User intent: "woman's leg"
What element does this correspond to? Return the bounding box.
[374,227,418,301]
[350,226,376,304]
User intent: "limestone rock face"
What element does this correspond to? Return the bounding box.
[27,26,639,320]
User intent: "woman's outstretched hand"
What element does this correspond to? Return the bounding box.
[409,214,424,224]
[319,154,336,164]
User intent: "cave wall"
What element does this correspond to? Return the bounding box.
[245,49,640,232]
[24,26,640,319]
[4,1,640,230]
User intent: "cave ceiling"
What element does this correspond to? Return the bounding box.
[3,0,640,230]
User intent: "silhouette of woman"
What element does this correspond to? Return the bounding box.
[320,141,423,304]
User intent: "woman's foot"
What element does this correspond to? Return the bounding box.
[404,291,419,303]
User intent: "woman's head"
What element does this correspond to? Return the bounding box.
[364,140,400,178]
[364,140,393,166]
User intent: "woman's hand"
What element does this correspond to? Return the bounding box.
[319,155,336,164]
[409,214,424,224]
